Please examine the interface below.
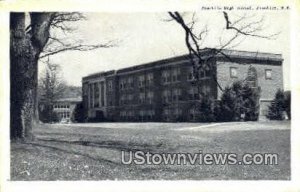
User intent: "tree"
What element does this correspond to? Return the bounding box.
[10,13,55,140]
[10,12,113,140]
[284,90,291,120]
[218,81,260,122]
[266,89,286,120]
[167,12,279,91]
[196,95,215,122]
[38,60,66,123]
[219,86,237,122]
[241,84,260,121]
[72,102,86,123]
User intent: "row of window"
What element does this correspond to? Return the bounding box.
[120,92,154,105]
[118,108,207,121]
[118,67,213,90]
[119,73,154,90]
[118,86,211,106]
[187,66,212,81]
[230,67,272,79]
[162,89,182,103]
[162,108,201,120]
[120,110,155,119]
[53,104,70,109]
[57,111,70,119]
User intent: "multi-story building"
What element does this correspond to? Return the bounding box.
[82,49,283,122]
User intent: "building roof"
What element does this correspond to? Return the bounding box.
[55,97,82,103]
[82,49,283,81]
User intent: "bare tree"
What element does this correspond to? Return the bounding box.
[10,12,113,140]
[167,11,279,91]
[38,59,66,104]
[38,59,66,123]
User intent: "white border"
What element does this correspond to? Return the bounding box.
[1,0,299,191]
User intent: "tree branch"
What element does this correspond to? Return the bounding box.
[39,41,115,59]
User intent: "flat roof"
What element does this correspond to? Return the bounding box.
[82,49,283,81]
[55,98,82,103]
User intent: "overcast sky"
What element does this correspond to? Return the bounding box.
[40,11,290,90]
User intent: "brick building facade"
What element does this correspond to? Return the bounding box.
[82,49,283,122]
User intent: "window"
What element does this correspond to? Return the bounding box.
[120,95,126,105]
[172,89,182,101]
[162,70,171,84]
[138,75,145,87]
[148,110,155,119]
[265,69,272,80]
[139,93,146,104]
[120,111,126,119]
[172,68,180,82]
[139,110,146,120]
[127,94,134,104]
[188,86,199,100]
[119,79,126,90]
[146,73,154,85]
[230,67,238,78]
[127,77,134,88]
[162,90,171,103]
[187,67,194,81]
[147,91,154,104]
[189,108,197,120]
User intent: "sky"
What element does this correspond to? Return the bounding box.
[39,11,290,90]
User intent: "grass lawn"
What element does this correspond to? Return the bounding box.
[10,121,290,180]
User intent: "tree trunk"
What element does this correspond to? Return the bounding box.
[10,12,60,140]
[10,13,39,140]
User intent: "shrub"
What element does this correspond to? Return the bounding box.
[72,102,86,122]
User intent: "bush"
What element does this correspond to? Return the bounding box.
[39,104,59,123]
[72,102,86,122]
[267,89,290,120]
[218,81,260,122]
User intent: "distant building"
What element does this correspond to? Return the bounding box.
[82,49,283,122]
[52,98,82,122]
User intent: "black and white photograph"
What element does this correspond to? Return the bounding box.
[1,0,299,191]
